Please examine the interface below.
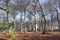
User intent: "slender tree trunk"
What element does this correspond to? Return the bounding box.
[31,14,34,31]
[6,0,11,28]
[41,21,43,32]
[33,12,37,32]
[39,4,46,34]
[14,17,16,31]
[24,10,26,32]
[29,13,32,31]
[35,12,37,32]
[20,12,23,32]
[42,14,46,34]
[6,0,13,35]
[56,9,60,32]
[51,14,53,31]
[7,13,9,26]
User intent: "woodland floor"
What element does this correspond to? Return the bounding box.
[0,32,60,40]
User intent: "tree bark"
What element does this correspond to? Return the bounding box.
[6,0,11,28]
[39,3,47,34]
[56,9,60,32]
[20,12,23,32]
[51,14,53,31]
[24,10,26,32]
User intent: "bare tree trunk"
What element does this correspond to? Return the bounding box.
[56,9,60,32]
[20,12,23,32]
[7,13,9,27]
[35,12,37,32]
[39,4,46,34]
[6,0,13,36]
[31,14,34,32]
[42,14,46,34]
[41,21,43,32]
[14,18,16,31]
[24,10,26,32]
[29,12,32,31]
[6,0,11,28]
[51,14,53,31]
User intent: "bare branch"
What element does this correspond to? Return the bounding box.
[0,7,6,11]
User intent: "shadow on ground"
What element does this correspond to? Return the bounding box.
[0,38,8,40]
